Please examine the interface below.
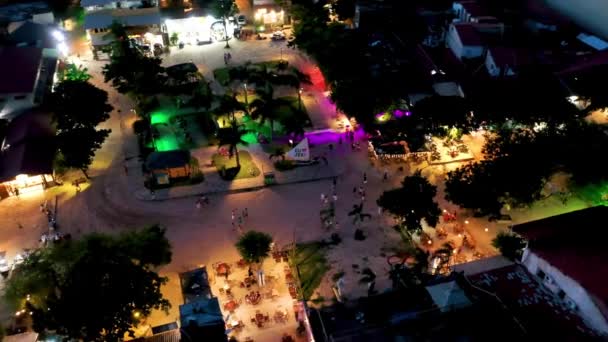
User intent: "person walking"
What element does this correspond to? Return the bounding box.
[383,169,388,182]
[196,199,202,209]
[363,172,367,184]
[332,193,338,202]
[321,193,326,203]
[243,207,248,219]
[231,209,236,222]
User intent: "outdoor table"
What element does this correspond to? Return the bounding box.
[246,291,261,305]
[255,313,265,327]
[216,262,230,276]
[224,300,237,312]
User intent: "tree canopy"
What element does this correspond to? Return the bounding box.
[492,231,526,261]
[445,120,608,216]
[377,171,441,235]
[49,80,113,177]
[5,225,172,341]
[235,230,273,263]
[102,22,166,100]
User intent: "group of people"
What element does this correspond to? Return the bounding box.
[223,52,233,65]
[39,201,57,230]
[232,207,249,233]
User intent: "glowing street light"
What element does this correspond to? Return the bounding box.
[52,29,65,42]
[298,88,303,111]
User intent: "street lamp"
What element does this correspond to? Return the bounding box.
[298,88,303,111]
[243,83,249,109]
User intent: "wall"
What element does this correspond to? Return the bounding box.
[521,249,608,334]
[31,12,55,24]
[446,25,464,59]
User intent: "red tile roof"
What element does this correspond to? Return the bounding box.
[468,264,599,339]
[512,206,608,321]
[453,23,483,46]
[0,47,42,94]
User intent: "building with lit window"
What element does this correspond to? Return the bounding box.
[0,109,56,199]
[82,0,164,53]
[253,0,286,27]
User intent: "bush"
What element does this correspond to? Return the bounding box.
[274,159,296,171]
[190,170,204,184]
[133,119,149,135]
[354,229,366,241]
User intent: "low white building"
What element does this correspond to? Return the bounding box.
[513,206,608,336]
[484,47,521,77]
[446,23,484,60]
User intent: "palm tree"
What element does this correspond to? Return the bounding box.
[215,94,246,124]
[217,122,250,168]
[283,67,312,110]
[249,86,293,141]
[281,115,306,140]
[228,61,255,108]
[188,82,213,110]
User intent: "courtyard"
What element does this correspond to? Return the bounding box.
[0,28,604,341]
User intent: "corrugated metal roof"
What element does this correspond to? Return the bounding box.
[84,8,161,29]
[130,329,181,342]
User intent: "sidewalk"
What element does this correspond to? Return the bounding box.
[133,144,343,201]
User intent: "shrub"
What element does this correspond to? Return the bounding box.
[274,159,296,171]
[133,119,149,135]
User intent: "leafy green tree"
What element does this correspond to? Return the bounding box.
[56,127,110,178]
[334,0,356,20]
[412,95,472,134]
[187,82,213,110]
[235,230,273,263]
[210,0,237,48]
[217,122,250,168]
[215,94,246,123]
[102,22,166,101]
[5,225,172,341]
[377,172,441,236]
[62,63,92,82]
[50,80,112,130]
[50,80,113,178]
[170,32,179,46]
[492,231,526,260]
[249,86,293,141]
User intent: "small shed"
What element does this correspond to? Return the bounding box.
[145,150,191,184]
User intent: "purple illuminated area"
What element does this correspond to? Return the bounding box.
[394,109,411,117]
[304,127,366,145]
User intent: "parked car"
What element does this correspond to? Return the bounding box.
[237,14,247,26]
[0,252,10,275]
[271,31,286,41]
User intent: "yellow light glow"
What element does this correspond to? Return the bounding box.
[133,311,141,318]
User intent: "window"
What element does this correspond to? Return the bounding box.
[14,95,26,100]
